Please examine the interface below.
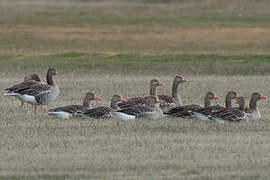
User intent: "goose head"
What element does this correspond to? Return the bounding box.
[205,91,220,100]
[83,92,99,108]
[251,92,267,101]
[174,75,188,83]
[111,94,126,109]
[226,91,240,99]
[204,91,220,107]
[48,67,59,76]
[150,79,163,87]
[249,92,267,109]
[225,91,240,108]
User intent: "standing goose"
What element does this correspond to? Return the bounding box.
[118,79,163,109]
[157,75,188,110]
[244,92,267,120]
[113,96,163,120]
[209,96,247,124]
[192,91,239,120]
[164,91,220,118]
[78,94,126,119]
[6,74,43,108]
[5,68,60,112]
[48,92,99,119]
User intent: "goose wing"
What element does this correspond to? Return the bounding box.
[116,105,153,118]
[49,105,84,115]
[196,105,225,116]
[210,107,245,122]
[6,80,40,93]
[83,106,113,119]
[164,104,202,118]
[157,95,177,109]
[117,97,146,109]
[157,95,174,103]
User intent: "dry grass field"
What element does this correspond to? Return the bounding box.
[1,0,270,56]
[1,70,270,180]
[1,0,270,179]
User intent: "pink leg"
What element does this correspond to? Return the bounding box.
[40,106,44,112]
[21,101,24,108]
[34,105,37,113]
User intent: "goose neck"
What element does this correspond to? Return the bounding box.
[172,79,182,105]
[47,70,54,85]
[249,97,258,110]
[150,84,156,96]
[225,95,233,108]
[204,96,211,108]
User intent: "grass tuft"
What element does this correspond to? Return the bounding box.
[52,52,88,58]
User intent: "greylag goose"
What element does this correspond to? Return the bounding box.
[157,75,188,110]
[48,92,99,119]
[5,68,60,112]
[191,91,239,120]
[24,74,41,82]
[6,74,43,108]
[164,91,219,118]
[113,96,163,120]
[244,92,267,120]
[78,94,126,119]
[118,79,163,109]
[209,96,247,124]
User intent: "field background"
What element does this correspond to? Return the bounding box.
[1,0,270,179]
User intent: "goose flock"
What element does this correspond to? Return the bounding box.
[4,68,267,124]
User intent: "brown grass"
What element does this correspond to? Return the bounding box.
[1,26,270,55]
[1,0,270,56]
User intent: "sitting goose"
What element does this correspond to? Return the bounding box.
[164,91,219,118]
[78,94,126,119]
[48,92,99,119]
[245,92,267,120]
[5,68,60,112]
[209,96,247,124]
[157,75,188,111]
[118,79,163,109]
[113,96,163,120]
[192,91,239,120]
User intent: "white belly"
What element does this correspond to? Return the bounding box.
[5,93,37,105]
[113,112,136,120]
[192,112,210,121]
[48,111,72,119]
[251,110,261,120]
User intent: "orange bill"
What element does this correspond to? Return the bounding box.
[182,77,189,82]
[156,98,163,103]
[120,97,127,102]
[158,81,163,86]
